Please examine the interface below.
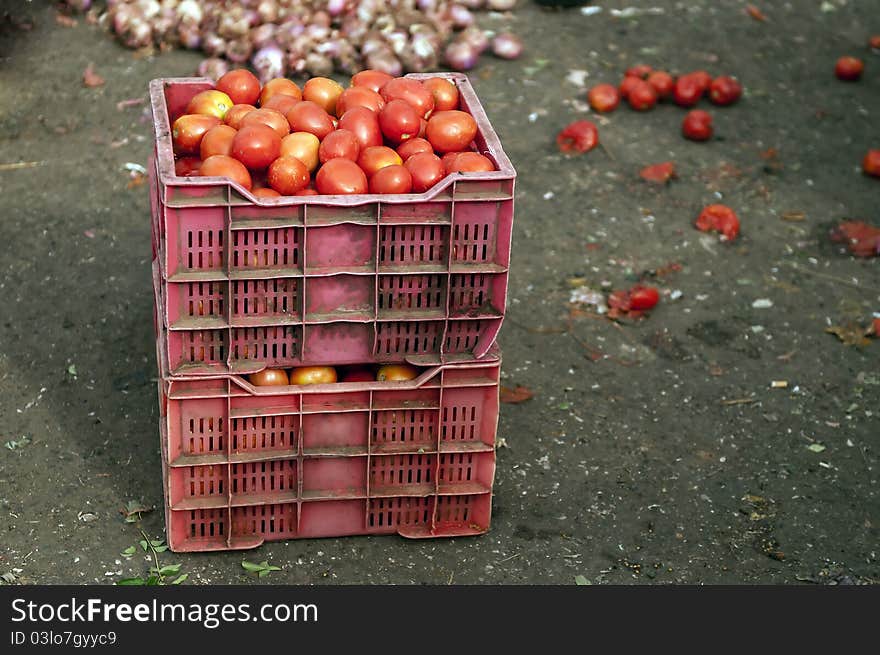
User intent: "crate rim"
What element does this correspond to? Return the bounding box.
[150,73,515,206]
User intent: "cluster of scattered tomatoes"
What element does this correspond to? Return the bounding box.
[171,69,496,197]
[249,363,420,387]
[835,47,880,179]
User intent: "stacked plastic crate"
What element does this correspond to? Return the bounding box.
[149,73,515,552]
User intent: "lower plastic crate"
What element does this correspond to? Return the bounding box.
[156,340,500,552]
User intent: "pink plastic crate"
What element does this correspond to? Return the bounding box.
[156,329,500,552]
[149,73,514,376]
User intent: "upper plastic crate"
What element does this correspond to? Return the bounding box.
[149,74,515,376]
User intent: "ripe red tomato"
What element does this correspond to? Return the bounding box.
[709,76,742,105]
[186,90,234,119]
[696,204,740,240]
[268,156,311,195]
[835,56,864,81]
[249,368,289,386]
[689,70,712,92]
[380,77,435,118]
[556,120,598,154]
[316,158,368,194]
[200,124,237,159]
[625,64,653,79]
[259,78,302,106]
[351,69,394,93]
[618,75,642,99]
[396,137,434,161]
[224,104,256,129]
[357,145,402,177]
[587,83,620,113]
[281,132,320,172]
[335,86,385,116]
[215,69,261,106]
[199,154,252,190]
[253,187,281,199]
[240,107,290,138]
[863,149,880,177]
[404,152,445,193]
[426,110,478,153]
[369,164,413,194]
[422,77,460,111]
[629,285,660,310]
[231,124,282,170]
[870,35,880,50]
[261,93,301,117]
[647,71,674,99]
[682,110,713,141]
[338,106,383,150]
[674,74,704,107]
[172,114,221,154]
[318,129,360,163]
[627,80,658,111]
[286,101,335,140]
[445,152,495,173]
[295,188,319,196]
[379,99,422,144]
[303,77,345,115]
[174,156,202,177]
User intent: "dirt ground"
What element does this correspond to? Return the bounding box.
[0,0,877,585]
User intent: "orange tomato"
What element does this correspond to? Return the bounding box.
[199,124,237,159]
[249,368,290,386]
[267,156,311,195]
[422,77,460,111]
[240,107,290,138]
[172,114,221,154]
[224,104,256,129]
[186,90,234,119]
[199,155,252,190]
[303,77,345,115]
[259,77,302,106]
[280,132,321,172]
[357,145,402,177]
[376,364,419,381]
[289,366,338,385]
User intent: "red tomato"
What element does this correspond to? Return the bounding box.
[268,156,311,195]
[215,69,260,106]
[396,137,434,161]
[253,187,281,199]
[708,76,742,105]
[445,152,494,173]
[199,155,252,190]
[556,120,598,154]
[618,75,642,99]
[280,132,320,172]
[587,83,620,113]
[224,104,256,129]
[418,118,427,138]
[627,80,658,111]
[316,158,368,195]
[303,77,345,115]
[295,188,319,196]
[357,145,403,177]
[172,114,220,154]
[639,161,676,184]
[870,35,880,50]
[318,129,360,164]
[689,70,712,92]
[422,77,460,111]
[426,110,478,153]
[379,99,422,144]
[380,78,435,118]
[351,69,394,93]
[674,74,704,107]
[174,156,202,176]
[647,71,674,99]
[441,151,462,172]
[682,109,713,141]
[335,86,385,116]
[369,164,413,194]
[629,286,660,310]
[240,107,290,138]
[338,106,383,150]
[696,204,740,241]
[200,124,237,159]
[286,101,335,140]
[404,152,445,193]
[261,93,300,116]
[835,56,864,81]
[259,78,302,106]
[186,90,233,119]
[624,64,653,79]
[863,149,880,177]
[231,124,282,170]
[249,368,289,386]
[341,367,375,382]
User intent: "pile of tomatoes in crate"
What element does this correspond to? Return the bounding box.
[250,363,420,386]
[171,69,496,197]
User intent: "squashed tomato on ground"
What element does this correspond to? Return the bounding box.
[682,109,713,141]
[556,120,598,154]
[587,83,620,112]
[629,285,660,310]
[696,204,740,241]
[607,284,660,319]
[639,161,676,184]
[862,149,880,177]
[835,56,864,81]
